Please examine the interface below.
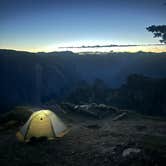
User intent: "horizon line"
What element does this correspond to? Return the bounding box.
[59,43,165,49]
[0,48,166,54]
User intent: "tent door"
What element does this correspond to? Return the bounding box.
[26,114,54,139]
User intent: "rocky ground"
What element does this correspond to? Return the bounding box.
[0,106,166,166]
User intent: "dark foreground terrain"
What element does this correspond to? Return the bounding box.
[0,106,166,166]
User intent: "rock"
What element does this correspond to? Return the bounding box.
[85,124,101,129]
[61,102,75,111]
[122,148,141,157]
[79,105,90,110]
[135,125,147,131]
[74,105,79,109]
[113,112,127,121]
[0,120,18,130]
[0,106,33,125]
[5,120,17,127]
[61,103,119,119]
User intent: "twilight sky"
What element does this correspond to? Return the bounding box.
[0,0,166,52]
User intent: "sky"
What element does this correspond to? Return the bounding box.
[0,0,166,52]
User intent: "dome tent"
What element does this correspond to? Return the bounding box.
[16,110,69,142]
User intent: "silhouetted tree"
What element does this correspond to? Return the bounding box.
[146,25,166,43]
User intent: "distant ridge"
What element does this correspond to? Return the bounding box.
[0,48,165,55]
[59,43,165,49]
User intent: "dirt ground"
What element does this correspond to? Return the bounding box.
[0,111,166,166]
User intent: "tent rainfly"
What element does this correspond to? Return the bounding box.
[16,110,69,142]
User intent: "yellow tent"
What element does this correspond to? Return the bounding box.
[16,110,69,142]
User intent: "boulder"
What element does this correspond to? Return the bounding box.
[122,148,141,157]
[61,103,119,118]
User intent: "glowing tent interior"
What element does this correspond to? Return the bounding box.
[16,110,69,142]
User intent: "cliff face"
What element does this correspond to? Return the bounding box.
[109,74,166,115]
[0,50,166,111]
[0,50,79,111]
